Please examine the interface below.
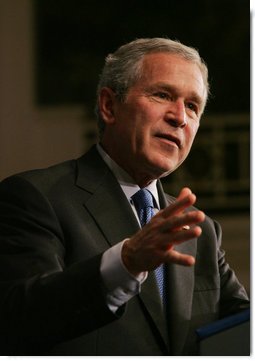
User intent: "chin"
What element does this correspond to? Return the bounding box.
[158,168,176,179]
[159,155,185,176]
[148,159,179,179]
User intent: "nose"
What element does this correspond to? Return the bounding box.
[165,99,187,128]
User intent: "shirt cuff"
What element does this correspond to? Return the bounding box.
[100,239,148,313]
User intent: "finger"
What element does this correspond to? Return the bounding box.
[166,225,203,245]
[176,187,192,201]
[166,249,195,266]
[160,192,197,219]
[162,210,205,232]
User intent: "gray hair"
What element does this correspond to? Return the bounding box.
[95,37,209,136]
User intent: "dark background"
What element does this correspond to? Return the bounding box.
[34,0,249,115]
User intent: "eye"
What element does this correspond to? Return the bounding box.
[154,92,171,100]
[186,102,198,113]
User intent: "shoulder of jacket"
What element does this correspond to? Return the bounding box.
[1,158,78,195]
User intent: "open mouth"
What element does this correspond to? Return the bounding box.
[155,133,181,148]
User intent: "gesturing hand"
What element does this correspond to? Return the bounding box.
[122,187,205,277]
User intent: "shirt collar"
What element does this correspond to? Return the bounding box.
[97,143,159,209]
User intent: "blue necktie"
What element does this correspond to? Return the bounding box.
[131,189,165,302]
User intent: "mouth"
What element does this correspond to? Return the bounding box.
[155,133,181,148]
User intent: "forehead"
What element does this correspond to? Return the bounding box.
[138,52,206,102]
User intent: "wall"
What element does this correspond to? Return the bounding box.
[0,0,86,180]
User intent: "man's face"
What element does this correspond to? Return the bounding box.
[101,52,206,186]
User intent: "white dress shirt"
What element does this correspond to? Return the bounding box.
[97,144,160,313]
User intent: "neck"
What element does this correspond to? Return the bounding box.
[99,141,157,188]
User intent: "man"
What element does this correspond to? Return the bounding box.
[0,38,249,356]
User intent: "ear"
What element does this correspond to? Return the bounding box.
[98,87,116,124]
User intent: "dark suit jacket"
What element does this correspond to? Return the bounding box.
[0,145,249,356]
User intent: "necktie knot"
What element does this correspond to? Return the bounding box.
[131,188,154,212]
[131,189,155,227]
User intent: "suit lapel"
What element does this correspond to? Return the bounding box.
[138,272,169,350]
[76,146,140,246]
[85,178,140,247]
[166,242,196,355]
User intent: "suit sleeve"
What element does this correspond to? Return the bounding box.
[0,175,118,354]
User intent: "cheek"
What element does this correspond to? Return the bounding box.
[186,124,199,144]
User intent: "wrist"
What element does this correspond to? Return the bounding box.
[121,239,141,278]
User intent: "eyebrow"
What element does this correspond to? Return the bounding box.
[146,83,205,108]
